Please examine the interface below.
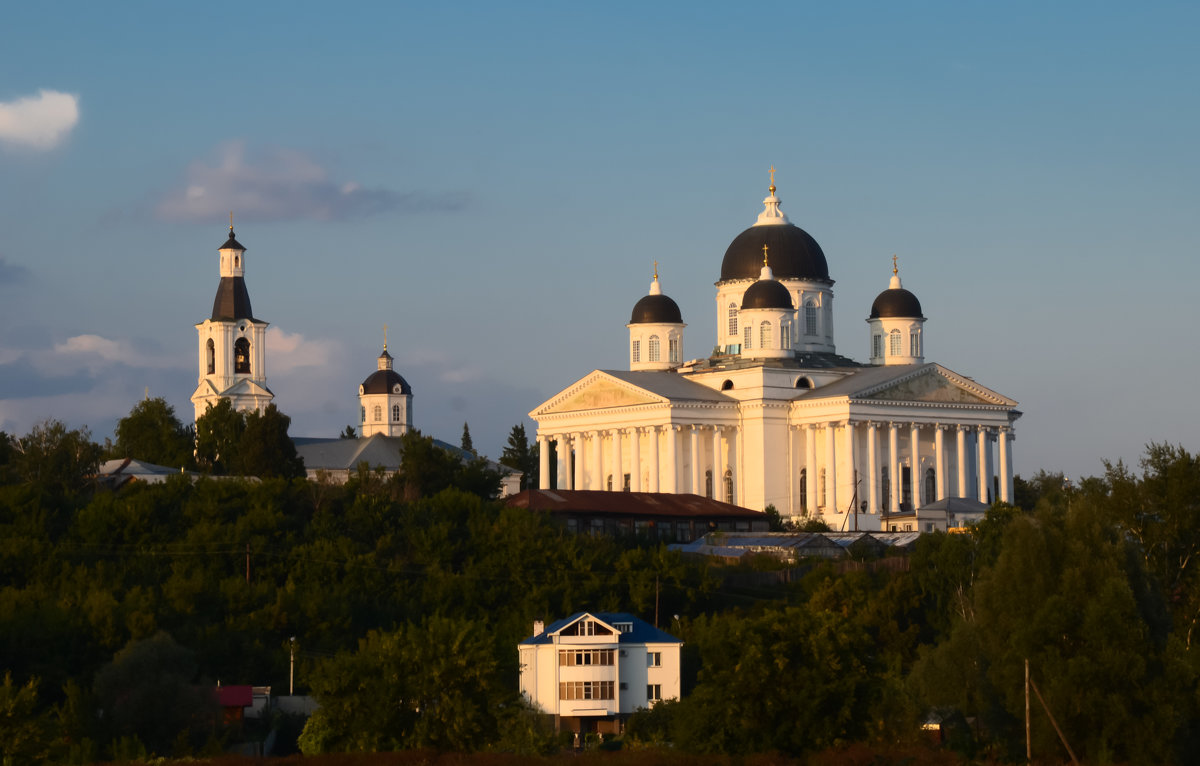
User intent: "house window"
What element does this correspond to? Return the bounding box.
[614,622,633,633]
[926,522,936,533]
[647,684,662,702]
[559,681,615,701]
[889,329,902,356]
[205,339,215,374]
[744,326,751,349]
[234,338,251,374]
[648,651,662,667]
[373,405,382,422]
[648,335,660,362]
[558,649,615,666]
[910,330,921,356]
[760,321,771,349]
[705,470,713,498]
[728,304,738,336]
[805,301,818,336]
[669,337,680,364]
[799,468,807,508]
[562,619,614,637]
[392,404,400,422]
[873,334,883,358]
[724,470,734,503]
[632,340,640,363]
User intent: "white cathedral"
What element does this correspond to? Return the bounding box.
[530,173,1020,531]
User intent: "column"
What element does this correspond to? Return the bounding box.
[690,426,702,496]
[866,422,879,515]
[629,427,641,491]
[648,426,660,492]
[998,426,1010,504]
[788,426,800,513]
[538,435,550,490]
[589,431,602,490]
[846,422,858,521]
[825,423,837,512]
[888,423,900,513]
[805,425,817,515]
[712,427,722,500]
[910,423,921,508]
[1004,429,1015,503]
[664,426,678,493]
[611,429,623,491]
[934,426,946,500]
[956,426,968,498]
[977,427,989,503]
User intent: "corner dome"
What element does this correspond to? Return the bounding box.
[721,222,829,283]
[870,288,923,319]
[742,278,794,310]
[630,293,682,324]
[361,369,412,395]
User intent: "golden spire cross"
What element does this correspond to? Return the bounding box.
[892,254,899,275]
[383,323,389,351]
[229,211,234,232]
[653,260,659,280]
[768,165,776,194]
[763,244,770,267]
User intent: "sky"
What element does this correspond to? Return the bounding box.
[0,1,1196,481]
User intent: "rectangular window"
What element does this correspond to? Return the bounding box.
[668,337,679,363]
[614,622,632,633]
[632,340,640,363]
[647,651,662,667]
[805,304,818,336]
[727,305,738,336]
[647,684,662,702]
[558,649,615,666]
[872,334,882,358]
[744,326,751,349]
[910,331,920,356]
[559,681,615,700]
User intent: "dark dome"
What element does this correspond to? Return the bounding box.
[870,288,923,319]
[721,224,829,282]
[361,369,412,395]
[211,276,254,320]
[220,230,246,251]
[630,293,683,324]
[742,279,794,310]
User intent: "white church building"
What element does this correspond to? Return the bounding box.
[530,173,1020,531]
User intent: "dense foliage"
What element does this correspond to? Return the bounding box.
[2,409,1199,762]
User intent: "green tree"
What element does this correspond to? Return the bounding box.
[111,397,194,468]
[0,672,52,764]
[460,422,475,454]
[241,404,305,479]
[499,423,538,490]
[193,399,244,474]
[10,419,102,498]
[339,425,358,439]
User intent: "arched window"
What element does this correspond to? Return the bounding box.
[234,338,251,374]
[205,339,215,374]
[760,321,771,349]
[648,335,660,362]
[924,468,936,504]
[669,337,680,364]
[795,377,812,389]
[360,406,366,424]
[799,468,808,508]
[705,470,713,498]
[780,319,792,347]
[724,470,734,503]
[373,405,382,422]
[881,467,890,512]
[743,326,751,349]
[727,304,738,336]
[721,379,734,391]
[234,255,239,268]
[873,334,883,358]
[819,468,827,508]
[392,404,400,422]
[889,329,902,356]
[632,340,640,363]
[910,330,921,356]
[805,301,818,336]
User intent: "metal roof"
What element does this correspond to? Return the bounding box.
[519,611,681,646]
[507,489,765,519]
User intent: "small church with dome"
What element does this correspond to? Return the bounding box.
[530,171,1020,531]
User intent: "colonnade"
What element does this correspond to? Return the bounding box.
[790,421,1014,517]
[537,425,738,501]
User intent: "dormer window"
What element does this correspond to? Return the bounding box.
[562,619,614,637]
[614,622,633,633]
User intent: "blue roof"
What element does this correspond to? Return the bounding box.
[520,611,681,646]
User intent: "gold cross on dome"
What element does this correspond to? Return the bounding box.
[383,323,389,350]
[229,211,234,232]
[892,254,898,275]
[768,165,777,193]
[762,244,770,266]
[653,260,659,280]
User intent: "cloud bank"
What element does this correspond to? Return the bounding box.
[0,90,79,150]
[156,140,467,222]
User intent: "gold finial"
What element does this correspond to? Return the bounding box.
[653,260,659,281]
[383,323,389,351]
[229,211,234,232]
[892,254,898,276]
[762,244,770,267]
[768,165,776,194]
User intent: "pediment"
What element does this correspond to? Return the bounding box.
[860,366,1013,406]
[535,374,660,415]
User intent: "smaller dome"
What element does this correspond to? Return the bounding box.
[630,294,682,324]
[361,369,412,395]
[220,229,246,251]
[870,264,923,318]
[742,279,794,310]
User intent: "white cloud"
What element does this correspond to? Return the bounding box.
[156,140,467,222]
[0,90,79,150]
[267,327,338,374]
[48,334,180,373]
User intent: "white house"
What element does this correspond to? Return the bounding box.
[530,172,1020,530]
[518,612,682,736]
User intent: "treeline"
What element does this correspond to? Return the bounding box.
[1,405,1199,763]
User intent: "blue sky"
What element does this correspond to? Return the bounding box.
[1,1,1196,480]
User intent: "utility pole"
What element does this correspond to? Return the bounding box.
[245,543,250,585]
[290,637,296,695]
[1025,658,1031,763]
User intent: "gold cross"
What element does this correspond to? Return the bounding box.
[653,260,659,280]
[383,323,389,350]
[762,244,770,267]
[229,211,234,232]
[892,254,898,275]
[769,165,776,186]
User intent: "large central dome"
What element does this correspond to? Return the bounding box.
[720,223,829,282]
